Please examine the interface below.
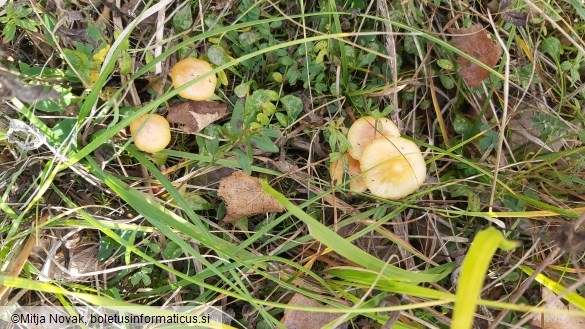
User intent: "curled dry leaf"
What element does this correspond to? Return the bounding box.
[530,287,585,329]
[57,28,94,46]
[448,25,502,87]
[166,100,228,133]
[499,0,528,27]
[280,293,346,329]
[217,171,284,223]
[329,157,344,186]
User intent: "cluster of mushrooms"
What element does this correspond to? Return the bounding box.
[128,58,426,200]
[130,57,217,153]
[345,116,427,199]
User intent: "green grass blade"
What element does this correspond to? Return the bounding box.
[0,276,235,329]
[261,180,451,283]
[329,267,455,300]
[451,227,519,329]
[519,265,585,311]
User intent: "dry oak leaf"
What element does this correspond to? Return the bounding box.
[449,24,502,87]
[281,293,347,329]
[530,287,585,329]
[217,171,284,223]
[167,100,228,133]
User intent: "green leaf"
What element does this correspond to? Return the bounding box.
[250,135,278,153]
[120,52,132,75]
[357,45,378,67]
[18,19,38,32]
[147,242,161,254]
[34,86,76,113]
[185,193,213,211]
[203,125,220,155]
[437,59,454,71]
[234,148,252,175]
[262,128,280,139]
[141,273,151,286]
[239,31,261,46]
[275,112,289,127]
[97,236,117,260]
[269,20,282,28]
[278,56,295,66]
[245,89,280,120]
[286,68,300,85]
[452,227,519,329]
[208,44,231,66]
[2,23,17,42]
[571,0,585,20]
[52,119,77,145]
[541,37,561,63]
[280,95,303,121]
[163,241,183,260]
[235,82,252,98]
[272,72,283,83]
[453,113,472,135]
[256,112,270,126]
[439,74,455,89]
[477,126,498,151]
[230,100,245,132]
[172,4,193,31]
[131,272,142,286]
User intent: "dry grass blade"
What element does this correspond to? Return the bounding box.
[0,212,49,305]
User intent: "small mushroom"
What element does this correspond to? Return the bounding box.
[359,136,426,199]
[170,57,217,101]
[129,114,171,153]
[347,116,400,160]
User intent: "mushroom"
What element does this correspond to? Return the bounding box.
[347,116,400,160]
[359,136,426,199]
[129,114,171,153]
[170,57,217,101]
[346,152,367,193]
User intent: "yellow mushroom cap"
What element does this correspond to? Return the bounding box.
[130,114,171,153]
[347,116,400,160]
[359,136,426,199]
[171,57,217,101]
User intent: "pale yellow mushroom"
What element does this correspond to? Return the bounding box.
[171,57,217,100]
[347,116,400,160]
[359,136,426,199]
[130,114,171,153]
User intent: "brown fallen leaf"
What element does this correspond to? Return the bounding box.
[217,171,284,223]
[448,25,502,87]
[167,100,228,133]
[280,293,346,329]
[531,287,585,329]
